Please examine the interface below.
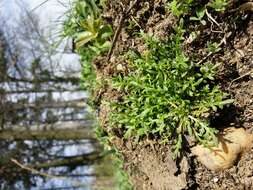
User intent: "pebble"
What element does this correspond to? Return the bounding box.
[213,177,219,183]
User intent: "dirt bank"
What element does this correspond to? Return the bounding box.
[93,0,253,189]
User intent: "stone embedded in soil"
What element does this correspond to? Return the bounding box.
[191,127,253,171]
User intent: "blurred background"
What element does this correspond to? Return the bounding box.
[0,0,115,189]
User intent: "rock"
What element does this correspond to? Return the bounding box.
[191,127,253,171]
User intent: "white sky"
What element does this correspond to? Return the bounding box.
[1,0,87,101]
[1,0,70,25]
[0,0,80,75]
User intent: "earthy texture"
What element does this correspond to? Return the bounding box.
[93,1,253,189]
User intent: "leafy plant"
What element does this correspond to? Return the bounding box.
[208,0,228,12]
[190,7,206,25]
[207,41,222,53]
[77,46,97,90]
[63,0,112,90]
[168,0,195,17]
[110,28,233,157]
[64,0,112,52]
[167,0,228,18]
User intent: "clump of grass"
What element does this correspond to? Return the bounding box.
[63,0,112,51]
[63,0,112,90]
[110,28,233,157]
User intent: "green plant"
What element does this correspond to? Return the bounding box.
[208,0,228,12]
[167,0,227,18]
[207,41,222,53]
[168,0,195,17]
[110,28,233,157]
[63,0,112,90]
[190,7,206,25]
[98,0,108,9]
[64,0,112,52]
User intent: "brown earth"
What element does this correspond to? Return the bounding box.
[93,0,253,189]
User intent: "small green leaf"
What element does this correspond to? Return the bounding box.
[208,0,228,12]
[196,7,205,19]
[75,31,96,48]
[190,17,199,21]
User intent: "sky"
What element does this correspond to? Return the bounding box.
[1,0,70,26]
[0,0,80,75]
[0,0,88,101]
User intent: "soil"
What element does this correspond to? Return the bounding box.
[195,15,253,190]
[94,0,253,189]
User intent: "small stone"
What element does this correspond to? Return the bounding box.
[213,177,219,183]
[116,64,124,71]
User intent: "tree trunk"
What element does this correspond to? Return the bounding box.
[4,89,83,94]
[0,121,95,140]
[8,99,87,110]
[34,152,101,169]
[6,76,80,84]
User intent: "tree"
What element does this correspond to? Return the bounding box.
[0,3,116,190]
[0,121,94,140]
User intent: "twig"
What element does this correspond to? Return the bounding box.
[106,0,139,61]
[11,158,95,188]
[11,158,62,178]
[30,0,51,12]
[229,70,253,88]
[106,15,125,61]
[130,15,142,29]
[205,9,222,31]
